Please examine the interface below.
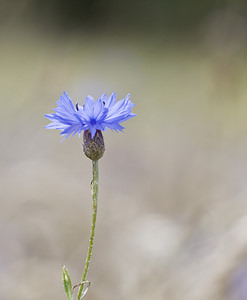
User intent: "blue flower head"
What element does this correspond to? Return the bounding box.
[45,92,136,141]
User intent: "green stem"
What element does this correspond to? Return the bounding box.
[77,160,99,300]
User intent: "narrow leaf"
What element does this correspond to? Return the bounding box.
[62,266,74,300]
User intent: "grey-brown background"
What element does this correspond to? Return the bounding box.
[1,1,247,299]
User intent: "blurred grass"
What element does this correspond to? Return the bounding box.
[1,27,247,300]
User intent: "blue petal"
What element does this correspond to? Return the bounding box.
[104,92,116,108]
[45,92,88,140]
[83,96,95,120]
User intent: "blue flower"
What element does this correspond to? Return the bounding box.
[45,92,136,141]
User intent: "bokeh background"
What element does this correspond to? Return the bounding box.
[1,1,247,299]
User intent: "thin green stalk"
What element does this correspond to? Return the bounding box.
[77,160,99,300]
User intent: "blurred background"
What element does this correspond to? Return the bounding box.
[1,0,247,299]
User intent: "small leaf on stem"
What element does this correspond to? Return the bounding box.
[62,266,74,300]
